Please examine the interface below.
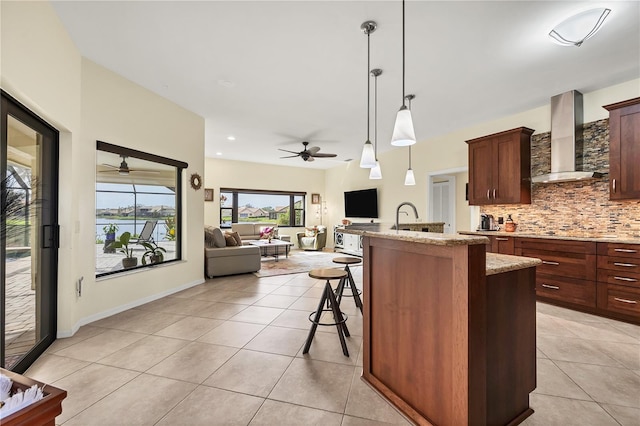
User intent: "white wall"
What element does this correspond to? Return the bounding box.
[1,1,205,336]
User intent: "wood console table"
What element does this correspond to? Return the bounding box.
[1,368,66,426]
[348,228,540,425]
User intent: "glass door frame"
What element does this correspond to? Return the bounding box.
[1,90,59,373]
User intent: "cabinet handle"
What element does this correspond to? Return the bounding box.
[614,248,637,253]
[612,178,616,193]
[614,262,637,268]
[496,238,509,241]
[614,297,637,305]
[487,189,491,200]
[542,284,560,290]
[614,276,638,282]
[542,261,560,265]
[493,189,496,199]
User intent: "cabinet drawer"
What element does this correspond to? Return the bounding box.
[597,243,640,259]
[597,269,640,289]
[519,249,596,281]
[516,238,596,255]
[597,256,640,274]
[597,283,640,317]
[536,274,596,307]
[491,236,515,255]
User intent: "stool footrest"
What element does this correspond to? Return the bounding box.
[308,310,348,327]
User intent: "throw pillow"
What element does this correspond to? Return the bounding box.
[204,226,218,248]
[211,227,226,248]
[231,231,243,246]
[224,232,238,246]
[305,227,318,237]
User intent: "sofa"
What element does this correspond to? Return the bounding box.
[204,226,261,277]
[231,223,278,241]
[296,226,327,251]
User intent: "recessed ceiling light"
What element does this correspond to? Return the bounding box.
[216,152,223,156]
[217,79,235,88]
[227,136,236,141]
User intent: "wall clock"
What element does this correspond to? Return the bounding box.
[190,173,202,190]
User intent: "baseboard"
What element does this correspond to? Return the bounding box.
[57,278,205,338]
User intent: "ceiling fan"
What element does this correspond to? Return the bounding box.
[99,155,160,175]
[278,141,337,162]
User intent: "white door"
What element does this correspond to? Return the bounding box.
[429,176,455,234]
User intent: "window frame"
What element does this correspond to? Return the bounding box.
[219,188,306,228]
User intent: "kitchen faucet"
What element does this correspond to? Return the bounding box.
[395,202,419,232]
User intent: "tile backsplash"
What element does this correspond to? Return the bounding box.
[481,119,640,238]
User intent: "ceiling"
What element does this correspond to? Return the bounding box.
[52,1,640,170]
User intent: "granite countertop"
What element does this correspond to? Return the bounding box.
[459,230,640,244]
[486,253,542,276]
[343,225,488,246]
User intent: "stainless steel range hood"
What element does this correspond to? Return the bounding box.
[532,90,603,183]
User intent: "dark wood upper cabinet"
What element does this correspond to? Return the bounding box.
[467,127,534,205]
[604,97,640,200]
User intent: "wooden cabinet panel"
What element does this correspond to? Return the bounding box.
[597,255,640,275]
[604,98,640,200]
[516,238,597,255]
[491,236,515,255]
[466,127,533,205]
[536,274,596,307]
[517,248,596,281]
[597,268,640,288]
[597,283,640,316]
[597,242,640,258]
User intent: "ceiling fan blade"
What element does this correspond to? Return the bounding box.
[307,146,320,155]
[306,156,315,162]
[128,169,162,174]
[311,153,338,158]
[101,163,120,169]
[278,149,301,155]
[279,155,300,159]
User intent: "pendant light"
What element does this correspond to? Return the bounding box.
[404,94,416,185]
[369,68,383,179]
[359,21,377,168]
[391,0,416,147]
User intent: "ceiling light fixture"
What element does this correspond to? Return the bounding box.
[391,0,416,147]
[549,8,611,47]
[227,136,236,141]
[404,94,416,186]
[369,68,383,180]
[359,20,377,169]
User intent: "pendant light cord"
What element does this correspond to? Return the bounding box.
[374,72,378,160]
[407,95,411,167]
[402,0,406,107]
[367,31,371,142]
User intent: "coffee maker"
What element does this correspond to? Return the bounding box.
[480,214,496,231]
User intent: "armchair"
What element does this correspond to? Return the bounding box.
[297,226,327,251]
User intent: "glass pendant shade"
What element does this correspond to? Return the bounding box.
[549,8,611,47]
[369,161,382,179]
[360,140,376,168]
[404,168,416,185]
[391,106,416,146]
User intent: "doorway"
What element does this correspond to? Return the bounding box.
[1,91,59,373]
[429,175,456,234]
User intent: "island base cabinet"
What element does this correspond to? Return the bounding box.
[361,236,536,426]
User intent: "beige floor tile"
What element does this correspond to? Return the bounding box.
[280,277,317,288]
[536,313,580,338]
[97,335,187,371]
[110,311,187,334]
[197,320,265,348]
[147,341,237,383]
[192,288,241,302]
[345,369,409,424]
[522,393,619,425]
[53,329,146,362]
[289,296,322,311]
[235,282,283,294]
[253,294,299,308]
[153,297,219,316]
[590,340,640,370]
[52,363,139,423]
[218,291,267,305]
[272,309,314,330]
[229,305,285,325]
[91,308,149,329]
[257,274,301,285]
[153,316,224,340]
[533,359,592,400]
[168,284,210,299]
[535,302,608,324]
[536,335,623,366]
[342,415,405,425]
[203,349,292,397]
[250,399,343,425]
[608,321,640,340]
[64,373,196,425]
[601,404,640,426]
[555,361,640,408]
[271,285,312,297]
[536,349,548,359]
[298,331,362,366]
[320,311,363,337]
[245,325,308,356]
[156,385,264,425]
[559,320,639,344]
[194,301,247,320]
[303,286,327,299]
[45,326,106,353]
[269,358,355,413]
[24,354,90,384]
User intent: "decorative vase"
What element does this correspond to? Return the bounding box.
[505,214,517,232]
[122,257,138,269]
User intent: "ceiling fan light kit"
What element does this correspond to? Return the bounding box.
[391,0,416,147]
[369,68,383,180]
[549,8,611,47]
[359,20,377,169]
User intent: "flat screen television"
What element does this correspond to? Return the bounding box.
[344,188,379,218]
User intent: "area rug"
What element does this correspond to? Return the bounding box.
[254,249,360,277]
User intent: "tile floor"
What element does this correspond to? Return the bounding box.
[25,267,640,425]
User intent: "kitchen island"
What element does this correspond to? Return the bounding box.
[344,227,541,426]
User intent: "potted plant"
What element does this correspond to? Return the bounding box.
[108,232,137,268]
[141,241,166,265]
[102,223,119,253]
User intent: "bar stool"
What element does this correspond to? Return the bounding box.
[303,268,350,357]
[332,256,363,314]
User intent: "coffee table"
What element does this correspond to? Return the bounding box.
[248,239,293,261]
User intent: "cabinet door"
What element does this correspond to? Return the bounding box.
[468,139,493,205]
[608,99,640,200]
[493,134,521,204]
[492,236,515,255]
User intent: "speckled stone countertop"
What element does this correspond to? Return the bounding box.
[343,225,488,246]
[459,230,640,244]
[486,253,542,276]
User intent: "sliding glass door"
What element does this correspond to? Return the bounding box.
[1,91,59,373]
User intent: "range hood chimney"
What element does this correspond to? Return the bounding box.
[532,90,603,183]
